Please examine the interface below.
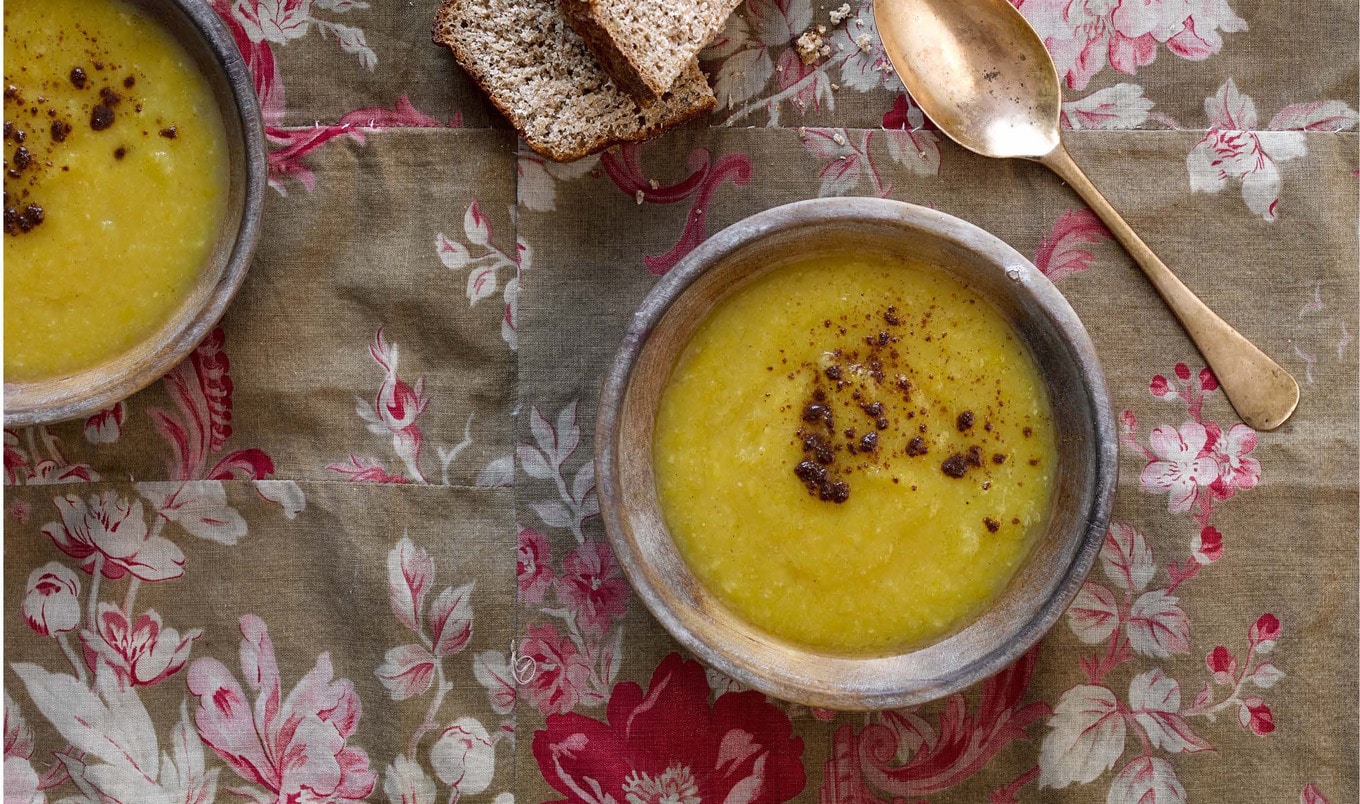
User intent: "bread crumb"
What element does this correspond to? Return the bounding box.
[796,29,830,65]
[635,190,645,204]
[855,33,873,52]
[648,178,660,190]
[832,131,847,146]
[829,3,851,24]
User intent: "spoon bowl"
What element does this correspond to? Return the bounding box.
[876,0,1060,159]
[874,0,1300,431]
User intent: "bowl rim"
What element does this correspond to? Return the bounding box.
[3,0,266,427]
[596,197,1118,710]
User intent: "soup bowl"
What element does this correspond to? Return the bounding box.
[4,0,265,426]
[596,198,1116,710]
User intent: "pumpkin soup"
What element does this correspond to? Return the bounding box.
[653,253,1057,654]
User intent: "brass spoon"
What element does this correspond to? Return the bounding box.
[874,0,1299,431]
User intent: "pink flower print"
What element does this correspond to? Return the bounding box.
[369,329,430,483]
[1188,79,1306,221]
[1140,422,1220,513]
[1205,422,1260,499]
[555,540,629,635]
[1018,0,1246,90]
[518,527,554,605]
[1240,697,1274,735]
[188,614,376,802]
[519,623,595,716]
[21,562,81,637]
[42,491,185,581]
[79,604,202,686]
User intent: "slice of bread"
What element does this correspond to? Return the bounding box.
[561,0,744,101]
[433,0,716,162]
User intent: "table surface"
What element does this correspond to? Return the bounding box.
[5,1,1357,802]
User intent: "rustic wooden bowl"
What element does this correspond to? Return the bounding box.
[3,0,265,427]
[596,198,1117,710]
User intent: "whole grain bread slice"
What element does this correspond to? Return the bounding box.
[433,0,716,162]
[561,0,744,101]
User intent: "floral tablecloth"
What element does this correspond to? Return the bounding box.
[5,0,1357,802]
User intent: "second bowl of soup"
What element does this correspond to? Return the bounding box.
[597,198,1116,709]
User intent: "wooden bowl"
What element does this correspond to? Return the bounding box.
[3,0,265,426]
[596,198,1117,710]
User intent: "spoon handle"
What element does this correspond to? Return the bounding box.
[1038,142,1299,431]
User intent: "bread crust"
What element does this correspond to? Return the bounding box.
[560,0,659,102]
[432,0,715,163]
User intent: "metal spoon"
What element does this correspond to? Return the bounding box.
[874,0,1299,431]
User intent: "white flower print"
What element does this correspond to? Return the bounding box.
[1187,79,1306,220]
[1140,422,1220,513]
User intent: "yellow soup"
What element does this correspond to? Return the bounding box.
[4,0,230,381]
[654,254,1057,654]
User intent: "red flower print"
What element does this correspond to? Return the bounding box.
[1205,646,1236,684]
[1205,422,1260,499]
[555,540,629,635]
[519,624,596,716]
[83,402,125,444]
[1249,613,1280,649]
[79,604,202,686]
[4,429,28,485]
[21,562,81,637]
[534,653,805,804]
[1192,526,1223,564]
[1139,422,1219,513]
[1239,697,1274,735]
[188,615,376,802]
[518,526,554,605]
[1150,373,1177,399]
[42,491,185,581]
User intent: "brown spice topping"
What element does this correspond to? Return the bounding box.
[90,103,115,131]
[956,410,974,431]
[50,120,71,142]
[69,67,87,89]
[4,202,44,235]
[984,517,1000,533]
[906,436,928,457]
[159,126,177,139]
[941,454,969,478]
